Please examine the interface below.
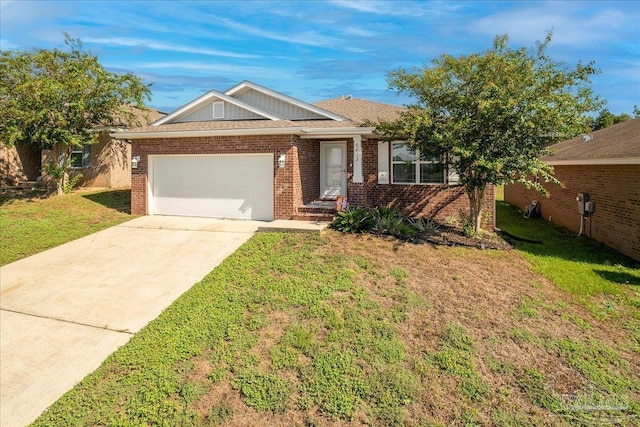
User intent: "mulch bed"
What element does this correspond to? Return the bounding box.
[372,223,513,250]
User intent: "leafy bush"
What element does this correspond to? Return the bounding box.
[459,211,476,237]
[373,214,405,235]
[330,206,375,233]
[371,205,401,221]
[332,205,444,241]
[408,217,439,233]
[371,205,420,239]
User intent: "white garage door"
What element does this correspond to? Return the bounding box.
[150,154,273,220]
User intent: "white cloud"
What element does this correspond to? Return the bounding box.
[215,16,340,48]
[0,38,18,50]
[345,26,378,38]
[328,0,462,17]
[134,61,286,78]
[83,37,261,59]
[469,2,636,47]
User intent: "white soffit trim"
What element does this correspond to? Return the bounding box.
[153,89,286,125]
[112,127,305,139]
[111,126,377,140]
[225,80,349,122]
[545,157,640,165]
[300,127,376,138]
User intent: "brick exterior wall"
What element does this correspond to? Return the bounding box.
[0,144,41,185]
[129,134,495,227]
[80,133,112,188]
[39,132,132,189]
[106,138,131,188]
[297,139,320,204]
[505,164,640,261]
[131,135,302,219]
[350,138,495,228]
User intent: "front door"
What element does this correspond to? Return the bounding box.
[320,142,347,199]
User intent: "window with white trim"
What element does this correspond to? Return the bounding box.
[391,142,444,184]
[212,101,224,119]
[70,144,91,169]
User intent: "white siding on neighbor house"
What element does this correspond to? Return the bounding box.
[236,89,326,120]
[175,101,264,122]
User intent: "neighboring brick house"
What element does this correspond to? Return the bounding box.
[0,144,41,186]
[0,108,165,188]
[505,118,640,261]
[115,81,493,224]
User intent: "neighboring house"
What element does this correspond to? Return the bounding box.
[115,81,493,224]
[0,144,41,186]
[505,118,640,261]
[0,108,165,189]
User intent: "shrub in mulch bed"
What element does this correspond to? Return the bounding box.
[330,205,510,250]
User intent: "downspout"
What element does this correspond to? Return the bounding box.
[578,214,585,237]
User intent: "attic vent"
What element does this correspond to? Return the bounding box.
[582,134,593,142]
[341,94,353,100]
[213,101,224,119]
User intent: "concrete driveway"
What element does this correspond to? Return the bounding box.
[0,216,261,427]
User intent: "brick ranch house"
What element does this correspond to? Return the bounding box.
[0,108,165,189]
[114,81,494,224]
[505,118,640,261]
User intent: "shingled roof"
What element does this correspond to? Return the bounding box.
[543,118,640,164]
[314,97,405,124]
[113,85,405,139]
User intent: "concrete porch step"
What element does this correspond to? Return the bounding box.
[297,206,337,215]
[291,212,336,222]
[297,200,338,216]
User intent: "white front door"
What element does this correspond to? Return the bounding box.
[320,142,347,199]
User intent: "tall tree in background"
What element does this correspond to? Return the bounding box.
[376,34,602,233]
[0,35,151,193]
[591,109,634,131]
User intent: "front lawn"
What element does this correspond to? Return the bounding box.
[0,189,134,266]
[33,230,639,425]
[496,201,640,314]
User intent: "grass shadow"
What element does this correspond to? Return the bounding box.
[496,201,638,268]
[496,201,640,301]
[82,189,131,213]
[0,187,49,206]
[594,270,640,286]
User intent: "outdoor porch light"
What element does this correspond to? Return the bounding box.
[131,155,141,169]
[278,154,286,168]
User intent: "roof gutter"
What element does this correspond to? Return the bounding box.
[544,157,640,166]
[111,126,376,140]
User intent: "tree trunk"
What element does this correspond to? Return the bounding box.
[467,187,485,234]
[52,145,67,195]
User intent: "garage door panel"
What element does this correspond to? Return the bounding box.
[151,155,273,220]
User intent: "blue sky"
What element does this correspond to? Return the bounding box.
[1,0,639,115]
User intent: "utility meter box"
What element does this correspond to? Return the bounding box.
[577,193,589,215]
[585,200,595,214]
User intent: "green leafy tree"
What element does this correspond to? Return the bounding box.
[375,34,602,233]
[591,109,632,130]
[0,35,151,193]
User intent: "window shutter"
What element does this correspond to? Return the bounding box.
[378,140,389,184]
[82,145,91,168]
[212,101,224,119]
[447,155,460,185]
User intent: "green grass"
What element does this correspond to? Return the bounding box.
[0,189,134,265]
[428,323,489,401]
[33,233,419,426]
[496,201,640,314]
[29,223,639,425]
